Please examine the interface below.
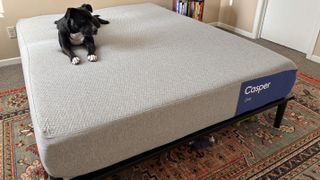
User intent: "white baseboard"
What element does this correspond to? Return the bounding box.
[208,22,219,27]
[208,22,256,39]
[310,55,320,64]
[0,57,21,67]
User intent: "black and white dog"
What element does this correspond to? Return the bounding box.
[55,4,109,65]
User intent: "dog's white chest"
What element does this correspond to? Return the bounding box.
[69,32,85,45]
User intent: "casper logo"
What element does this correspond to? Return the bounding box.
[245,82,271,95]
[236,70,297,116]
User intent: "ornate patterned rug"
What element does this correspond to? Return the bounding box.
[0,72,319,180]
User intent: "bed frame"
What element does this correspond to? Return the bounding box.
[51,95,294,180]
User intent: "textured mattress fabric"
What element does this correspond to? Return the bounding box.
[17,3,297,177]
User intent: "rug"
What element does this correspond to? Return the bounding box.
[0,72,319,180]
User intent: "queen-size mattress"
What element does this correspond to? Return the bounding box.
[17,3,297,177]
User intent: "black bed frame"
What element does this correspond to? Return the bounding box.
[52,96,294,180]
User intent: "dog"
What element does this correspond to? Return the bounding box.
[55,4,109,65]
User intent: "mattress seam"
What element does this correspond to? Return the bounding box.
[17,21,44,135]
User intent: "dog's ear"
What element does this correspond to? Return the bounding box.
[64,8,77,19]
[64,8,78,28]
[81,4,93,13]
[92,16,101,28]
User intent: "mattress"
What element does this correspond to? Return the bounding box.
[17,3,297,177]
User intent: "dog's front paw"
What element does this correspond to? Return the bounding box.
[71,57,80,65]
[88,54,98,62]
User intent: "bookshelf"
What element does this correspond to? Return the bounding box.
[173,0,205,21]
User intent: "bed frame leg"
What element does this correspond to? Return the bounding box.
[273,100,288,128]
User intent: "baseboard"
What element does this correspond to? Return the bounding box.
[0,57,21,67]
[208,22,256,39]
[310,55,320,64]
[207,22,219,27]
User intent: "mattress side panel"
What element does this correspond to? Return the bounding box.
[235,70,297,115]
[36,83,241,177]
[39,68,298,177]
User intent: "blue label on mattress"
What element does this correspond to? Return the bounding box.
[235,70,297,116]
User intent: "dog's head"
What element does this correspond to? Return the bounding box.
[64,4,100,36]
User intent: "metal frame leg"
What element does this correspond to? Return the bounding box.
[274,100,288,128]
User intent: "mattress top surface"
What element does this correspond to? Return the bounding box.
[17,3,296,138]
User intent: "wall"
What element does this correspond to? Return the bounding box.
[218,0,258,33]
[314,32,320,56]
[203,0,221,23]
[0,0,172,60]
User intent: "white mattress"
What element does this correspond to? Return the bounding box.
[17,3,297,177]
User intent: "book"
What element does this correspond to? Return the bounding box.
[190,1,194,18]
[184,1,188,16]
[174,0,205,21]
[176,0,180,13]
[199,1,204,21]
